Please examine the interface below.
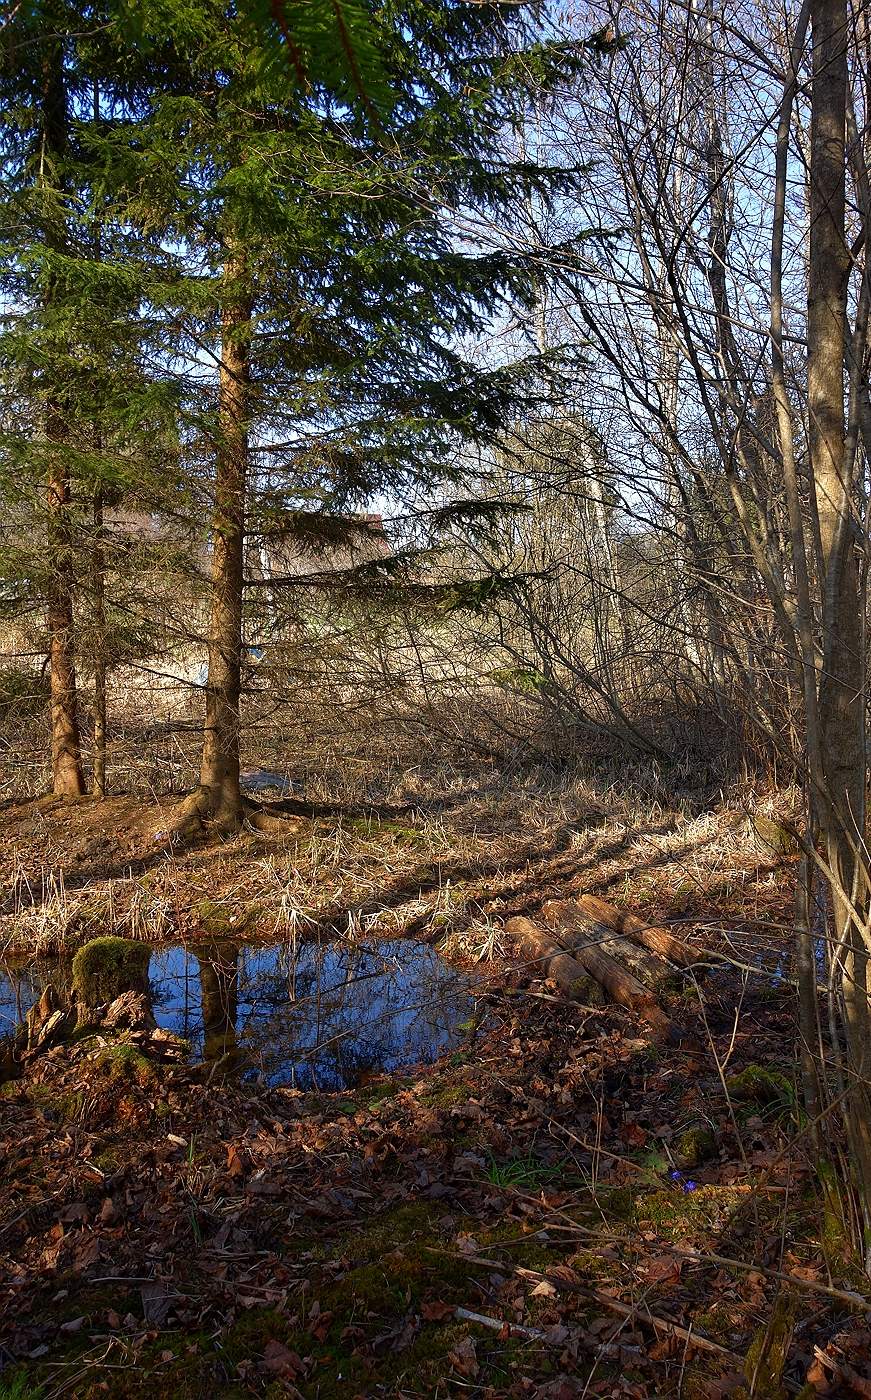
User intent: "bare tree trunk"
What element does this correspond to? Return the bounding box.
[47,439,85,798]
[92,481,107,797]
[41,6,84,799]
[198,250,252,829]
[808,0,871,1258]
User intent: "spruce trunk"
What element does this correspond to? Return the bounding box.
[199,253,252,828]
[47,439,85,798]
[41,5,84,800]
[92,482,107,797]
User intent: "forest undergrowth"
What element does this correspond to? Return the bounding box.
[2,752,868,1399]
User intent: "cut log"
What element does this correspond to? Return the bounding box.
[504,915,595,1000]
[541,898,671,988]
[507,911,676,1041]
[575,893,696,968]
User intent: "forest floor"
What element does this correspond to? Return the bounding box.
[1,769,870,1398]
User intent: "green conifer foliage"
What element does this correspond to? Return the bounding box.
[2,1,586,818]
[0,1,187,793]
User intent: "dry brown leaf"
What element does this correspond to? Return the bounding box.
[261,1338,304,1378]
[421,1300,455,1321]
[448,1335,479,1378]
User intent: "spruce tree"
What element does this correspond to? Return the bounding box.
[0,1,183,795]
[114,0,583,830]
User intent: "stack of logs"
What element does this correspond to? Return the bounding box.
[505,895,697,1042]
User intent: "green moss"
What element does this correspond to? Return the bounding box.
[194,900,262,935]
[675,1126,717,1168]
[726,1065,795,1112]
[364,1079,401,1108]
[736,1294,795,1398]
[28,1082,86,1122]
[95,1042,155,1086]
[91,1145,121,1172]
[598,1185,635,1220]
[751,815,799,856]
[421,1082,468,1108]
[337,1202,441,1262]
[637,1185,748,1238]
[817,1159,850,1266]
[72,937,150,1008]
[347,816,424,848]
[571,975,606,1004]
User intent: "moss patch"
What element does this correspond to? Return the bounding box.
[95,1042,156,1086]
[72,937,150,1008]
[736,1293,795,1398]
[726,1065,795,1109]
[194,898,257,935]
[675,1125,717,1168]
[636,1184,749,1239]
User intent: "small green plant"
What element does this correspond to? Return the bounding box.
[486,1152,566,1189]
[189,1208,203,1246]
[0,1373,44,1400]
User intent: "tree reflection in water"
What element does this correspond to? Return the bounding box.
[150,937,474,1088]
[1,938,475,1088]
[195,941,240,1065]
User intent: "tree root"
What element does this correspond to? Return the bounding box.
[167,788,304,843]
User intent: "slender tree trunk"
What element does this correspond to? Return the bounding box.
[47,437,85,798]
[92,481,107,796]
[198,251,252,828]
[808,0,871,1259]
[41,5,84,799]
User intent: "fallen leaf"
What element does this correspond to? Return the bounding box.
[261,1339,304,1379]
[226,1143,247,1178]
[448,1335,479,1378]
[644,1253,682,1285]
[421,1300,455,1321]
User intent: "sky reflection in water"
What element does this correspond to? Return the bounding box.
[0,938,475,1089]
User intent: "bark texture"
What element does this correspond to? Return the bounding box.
[92,482,107,796]
[47,441,85,798]
[198,251,252,828]
[808,0,871,1252]
[42,12,84,799]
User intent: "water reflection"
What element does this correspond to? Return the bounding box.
[196,941,240,1064]
[1,938,474,1089]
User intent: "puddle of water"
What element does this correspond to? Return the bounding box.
[0,938,476,1089]
[240,767,294,795]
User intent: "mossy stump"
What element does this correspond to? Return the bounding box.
[726,1065,794,1108]
[72,937,151,1011]
[675,1125,717,1169]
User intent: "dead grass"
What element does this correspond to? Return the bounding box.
[0,754,799,986]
